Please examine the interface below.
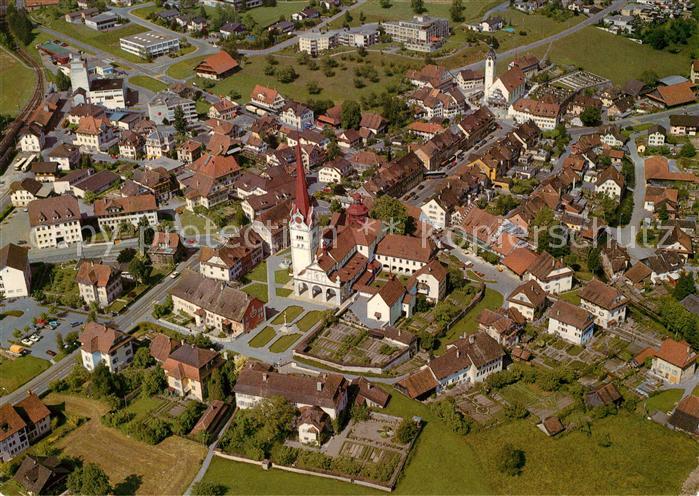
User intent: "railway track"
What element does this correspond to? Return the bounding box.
[0,44,44,171]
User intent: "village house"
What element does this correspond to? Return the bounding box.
[79,322,133,372]
[10,178,45,208]
[149,231,185,265]
[31,162,59,183]
[76,260,123,308]
[506,280,547,321]
[297,407,331,446]
[74,116,115,152]
[647,125,667,147]
[170,269,266,335]
[250,84,285,113]
[194,51,239,80]
[366,276,415,326]
[48,143,80,171]
[455,69,484,93]
[396,332,504,399]
[508,98,560,130]
[478,308,522,347]
[280,102,314,130]
[635,339,696,384]
[18,125,45,153]
[234,363,349,419]
[184,153,241,210]
[374,234,436,275]
[162,343,223,402]
[94,194,158,232]
[524,251,574,294]
[0,243,31,298]
[13,455,70,495]
[595,166,625,200]
[669,114,699,136]
[199,237,263,282]
[547,300,595,346]
[579,279,627,329]
[318,157,353,184]
[208,99,237,120]
[409,259,448,303]
[0,392,52,462]
[28,196,83,249]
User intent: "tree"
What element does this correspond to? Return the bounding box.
[580,106,602,126]
[450,0,464,22]
[343,10,352,23]
[306,81,321,94]
[91,363,118,398]
[132,346,154,368]
[370,195,412,234]
[411,0,426,13]
[587,246,602,275]
[680,143,696,158]
[141,366,166,396]
[173,106,188,135]
[67,463,112,496]
[55,70,71,91]
[207,368,226,401]
[640,70,659,86]
[379,0,391,7]
[128,256,152,283]
[341,100,362,129]
[673,273,697,301]
[55,332,64,351]
[276,66,298,83]
[117,247,137,263]
[496,444,525,476]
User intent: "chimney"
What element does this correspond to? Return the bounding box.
[468,335,475,344]
[456,349,460,358]
[262,373,268,382]
[316,381,323,392]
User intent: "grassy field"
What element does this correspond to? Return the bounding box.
[45,393,207,495]
[276,288,293,297]
[249,326,276,348]
[0,356,50,393]
[295,310,323,332]
[271,305,303,325]
[131,5,160,20]
[189,51,420,103]
[129,75,168,92]
[243,283,269,303]
[524,27,689,83]
[0,48,37,117]
[167,55,206,79]
[275,269,291,285]
[645,389,684,414]
[33,14,148,63]
[268,333,301,352]
[329,0,497,29]
[558,289,581,305]
[439,288,503,351]
[493,9,583,52]
[467,415,699,494]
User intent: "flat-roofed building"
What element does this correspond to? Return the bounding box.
[383,16,449,52]
[119,31,180,58]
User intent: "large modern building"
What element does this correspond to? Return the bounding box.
[383,16,449,52]
[119,31,180,58]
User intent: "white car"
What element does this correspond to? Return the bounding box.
[30,334,40,343]
[21,338,33,346]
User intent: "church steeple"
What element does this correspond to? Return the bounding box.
[291,141,312,224]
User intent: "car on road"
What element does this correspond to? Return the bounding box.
[170,271,180,279]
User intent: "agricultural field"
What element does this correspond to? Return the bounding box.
[45,393,207,495]
[0,48,37,117]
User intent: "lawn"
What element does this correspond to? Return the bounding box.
[276,288,293,297]
[645,389,684,414]
[274,269,291,285]
[129,75,168,92]
[32,13,149,63]
[558,289,581,305]
[249,326,276,348]
[439,288,503,351]
[499,382,566,413]
[492,8,583,52]
[167,55,206,79]
[246,261,268,283]
[242,283,269,303]
[522,26,689,83]
[0,47,36,118]
[0,356,51,393]
[271,305,303,325]
[268,333,302,353]
[196,51,420,104]
[130,4,160,19]
[467,414,699,494]
[179,210,215,234]
[45,393,207,495]
[295,310,323,333]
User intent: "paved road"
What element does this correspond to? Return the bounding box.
[453,0,627,72]
[27,239,140,264]
[0,254,198,405]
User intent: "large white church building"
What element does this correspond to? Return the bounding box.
[288,145,439,319]
[483,47,526,106]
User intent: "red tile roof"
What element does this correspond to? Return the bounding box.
[195,51,239,75]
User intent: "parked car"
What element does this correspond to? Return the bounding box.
[21,338,33,346]
[30,334,40,343]
[48,321,59,329]
[70,321,82,327]
[46,350,57,357]
[170,271,180,279]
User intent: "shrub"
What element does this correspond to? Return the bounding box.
[101,410,135,428]
[393,417,419,444]
[191,481,226,496]
[496,443,525,476]
[430,397,471,435]
[270,444,299,465]
[504,402,528,420]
